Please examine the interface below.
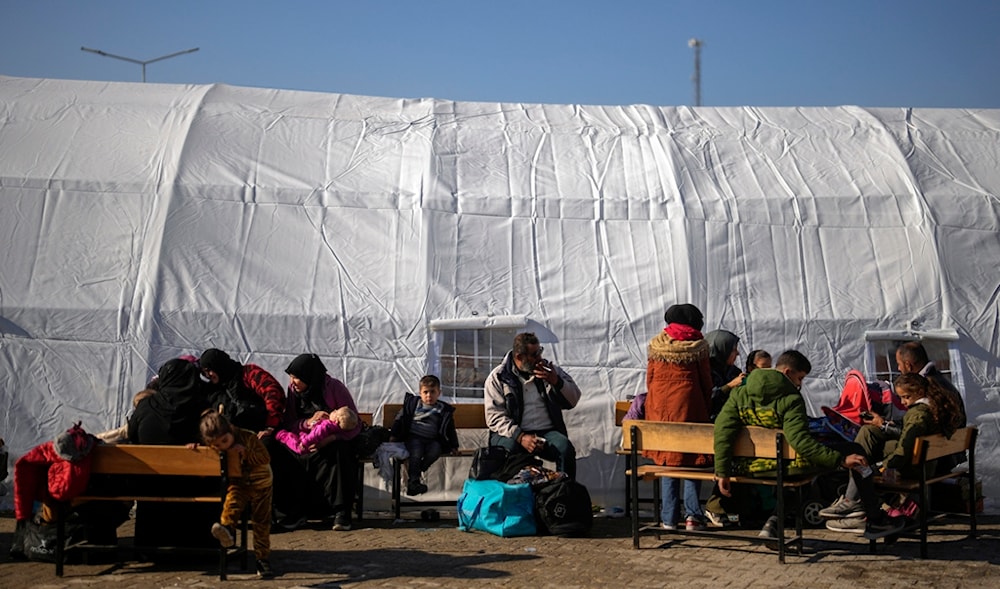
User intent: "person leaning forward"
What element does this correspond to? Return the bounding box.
[484,332,582,479]
[713,349,867,537]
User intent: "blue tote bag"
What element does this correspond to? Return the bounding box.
[457,479,537,537]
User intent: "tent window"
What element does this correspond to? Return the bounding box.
[436,326,518,399]
[863,332,965,395]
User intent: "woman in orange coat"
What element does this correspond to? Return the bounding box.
[644,303,714,531]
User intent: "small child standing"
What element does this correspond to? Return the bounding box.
[196,410,275,579]
[389,375,459,496]
[274,406,358,454]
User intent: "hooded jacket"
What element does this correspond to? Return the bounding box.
[644,332,713,467]
[714,368,843,477]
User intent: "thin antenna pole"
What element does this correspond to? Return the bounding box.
[688,38,702,107]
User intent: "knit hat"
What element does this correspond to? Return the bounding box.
[664,304,704,331]
[53,422,97,462]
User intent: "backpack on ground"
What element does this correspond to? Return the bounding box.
[533,478,593,537]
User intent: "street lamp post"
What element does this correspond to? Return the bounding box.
[80,46,199,82]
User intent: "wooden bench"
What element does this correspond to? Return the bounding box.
[383,402,489,520]
[615,400,659,517]
[868,426,978,558]
[623,419,817,563]
[56,444,246,580]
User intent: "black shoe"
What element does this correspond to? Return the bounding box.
[332,512,352,531]
[863,515,906,540]
[407,481,427,496]
[256,558,275,579]
[275,515,307,531]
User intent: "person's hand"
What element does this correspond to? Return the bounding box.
[533,359,558,386]
[306,411,330,430]
[865,414,885,428]
[257,427,274,439]
[726,373,745,390]
[519,433,545,453]
[185,442,199,450]
[842,453,867,470]
[716,476,732,497]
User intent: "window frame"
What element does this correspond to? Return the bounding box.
[862,328,966,397]
[429,315,528,400]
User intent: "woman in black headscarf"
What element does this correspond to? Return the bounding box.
[128,358,209,444]
[264,353,361,531]
[704,330,744,423]
[125,358,216,547]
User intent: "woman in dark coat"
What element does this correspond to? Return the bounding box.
[264,353,361,531]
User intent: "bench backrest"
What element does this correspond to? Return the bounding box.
[615,400,632,426]
[912,426,977,464]
[382,402,487,429]
[359,412,373,427]
[621,420,798,460]
[89,444,241,477]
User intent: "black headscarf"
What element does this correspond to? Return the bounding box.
[199,348,242,383]
[128,358,208,444]
[705,329,741,382]
[285,353,330,415]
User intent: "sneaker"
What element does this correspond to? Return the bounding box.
[825,516,867,534]
[704,511,727,528]
[758,515,779,539]
[819,496,865,519]
[210,522,235,548]
[332,512,352,531]
[406,481,428,496]
[864,515,906,539]
[685,516,706,531]
[659,521,677,531]
[255,558,275,579]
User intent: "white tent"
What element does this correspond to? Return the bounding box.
[1,75,998,510]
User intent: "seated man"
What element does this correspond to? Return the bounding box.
[713,349,868,537]
[484,332,582,479]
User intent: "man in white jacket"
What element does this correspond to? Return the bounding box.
[483,332,582,479]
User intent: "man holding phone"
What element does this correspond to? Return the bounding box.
[484,332,582,479]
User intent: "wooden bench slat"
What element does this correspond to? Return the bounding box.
[912,427,974,463]
[381,402,487,429]
[621,420,798,460]
[89,444,241,477]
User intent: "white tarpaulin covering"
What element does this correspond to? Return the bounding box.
[1,75,999,509]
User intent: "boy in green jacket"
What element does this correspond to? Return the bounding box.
[713,349,867,538]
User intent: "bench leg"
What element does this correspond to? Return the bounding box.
[55,515,65,577]
[356,462,365,521]
[391,458,402,521]
[623,454,632,518]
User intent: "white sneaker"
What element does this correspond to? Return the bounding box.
[211,523,235,548]
[705,511,727,528]
[825,516,867,534]
[819,495,865,519]
[659,521,677,531]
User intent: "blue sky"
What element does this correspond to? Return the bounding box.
[2,1,998,108]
